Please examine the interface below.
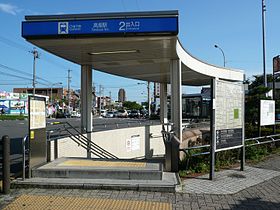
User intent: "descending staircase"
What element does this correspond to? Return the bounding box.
[12,122,179,192]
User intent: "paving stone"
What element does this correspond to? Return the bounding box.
[1,154,280,210]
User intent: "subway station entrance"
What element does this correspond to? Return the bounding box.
[18,11,245,191]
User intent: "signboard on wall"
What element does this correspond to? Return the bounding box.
[260,100,275,126]
[214,79,244,152]
[126,135,140,152]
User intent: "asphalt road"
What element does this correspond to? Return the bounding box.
[0,117,160,140]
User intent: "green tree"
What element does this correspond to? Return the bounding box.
[245,75,271,126]
[122,101,142,110]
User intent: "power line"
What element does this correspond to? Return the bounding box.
[0,64,33,77]
[0,69,32,81]
[0,67,50,86]
[0,35,71,70]
[121,0,127,11]
[0,83,31,85]
[135,0,140,10]
[0,35,30,52]
[0,63,52,84]
[104,84,143,89]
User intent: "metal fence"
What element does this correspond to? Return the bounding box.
[180,134,280,157]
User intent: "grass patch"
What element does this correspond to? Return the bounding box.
[179,144,280,178]
[0,115,27,120]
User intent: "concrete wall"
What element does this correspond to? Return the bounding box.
[50,125,165,160]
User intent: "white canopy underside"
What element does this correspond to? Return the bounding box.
[27,36,244,86]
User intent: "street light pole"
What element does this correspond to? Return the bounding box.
[262,0,267,87]
[214,44,226,67]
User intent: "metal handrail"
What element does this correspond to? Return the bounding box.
[63,122,118,159]
[22,135,28,180]
[179,134,280,157]
[48,121,118,159]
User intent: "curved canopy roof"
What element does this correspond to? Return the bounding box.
[22,11,244,86]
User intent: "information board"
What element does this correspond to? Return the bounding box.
[126,135,140,152]
[260,100,275,126]
[214,79,244,151]
[29,98,46,129]
[28,96,47,174]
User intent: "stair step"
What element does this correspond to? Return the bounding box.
[32,157,163,180]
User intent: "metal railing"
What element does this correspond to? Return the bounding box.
[22,135,29,180]
[92,119,160,132]
[179,134,280,157]
[47,121,118,159]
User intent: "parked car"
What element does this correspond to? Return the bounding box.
[116,109,128,118]
[129,110,141,118]
[71,111,81,118]
[105,111,115,118]
[100,110,107,117]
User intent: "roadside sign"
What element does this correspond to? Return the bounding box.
[260,100,275,126]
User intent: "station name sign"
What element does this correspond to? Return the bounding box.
[22,17,178,37]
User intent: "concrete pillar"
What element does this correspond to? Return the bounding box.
[170,59,182,142]
[81,65,92,158]
[160,83,168,124]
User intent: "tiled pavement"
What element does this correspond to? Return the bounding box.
[1,155,280,210]
[178,166,280,194]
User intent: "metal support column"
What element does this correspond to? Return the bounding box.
[210,79,215,180]
[170,59,182,141]
[81,65,93,159]
[160,83,168,124]
[241,82,246,171]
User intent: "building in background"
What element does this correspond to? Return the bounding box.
[14,87,63,102]
[0,92,29,115]
[118,88,126,102]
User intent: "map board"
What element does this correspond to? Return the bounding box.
[214,79,244,151]
[29,97,46,129]
[28,96,47,172]
[260,100,275,126]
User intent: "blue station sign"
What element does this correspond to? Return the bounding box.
[22,17,178,37]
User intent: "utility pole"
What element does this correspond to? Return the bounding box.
[31,48,39,95]
[92,83,96,115]
[147,81,151,117]
[262,0,267,87]
[67,69,72,112]
[109,91,112,108]
[99,85,102,116]
[153,82,157,114]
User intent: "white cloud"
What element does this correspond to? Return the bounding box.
[0,3,20,15]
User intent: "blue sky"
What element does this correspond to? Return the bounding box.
[0,0,279,102]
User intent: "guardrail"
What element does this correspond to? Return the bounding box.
[179,134,280,157]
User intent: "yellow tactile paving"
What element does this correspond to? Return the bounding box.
[58,159,146,168]
[3,194,172,210]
